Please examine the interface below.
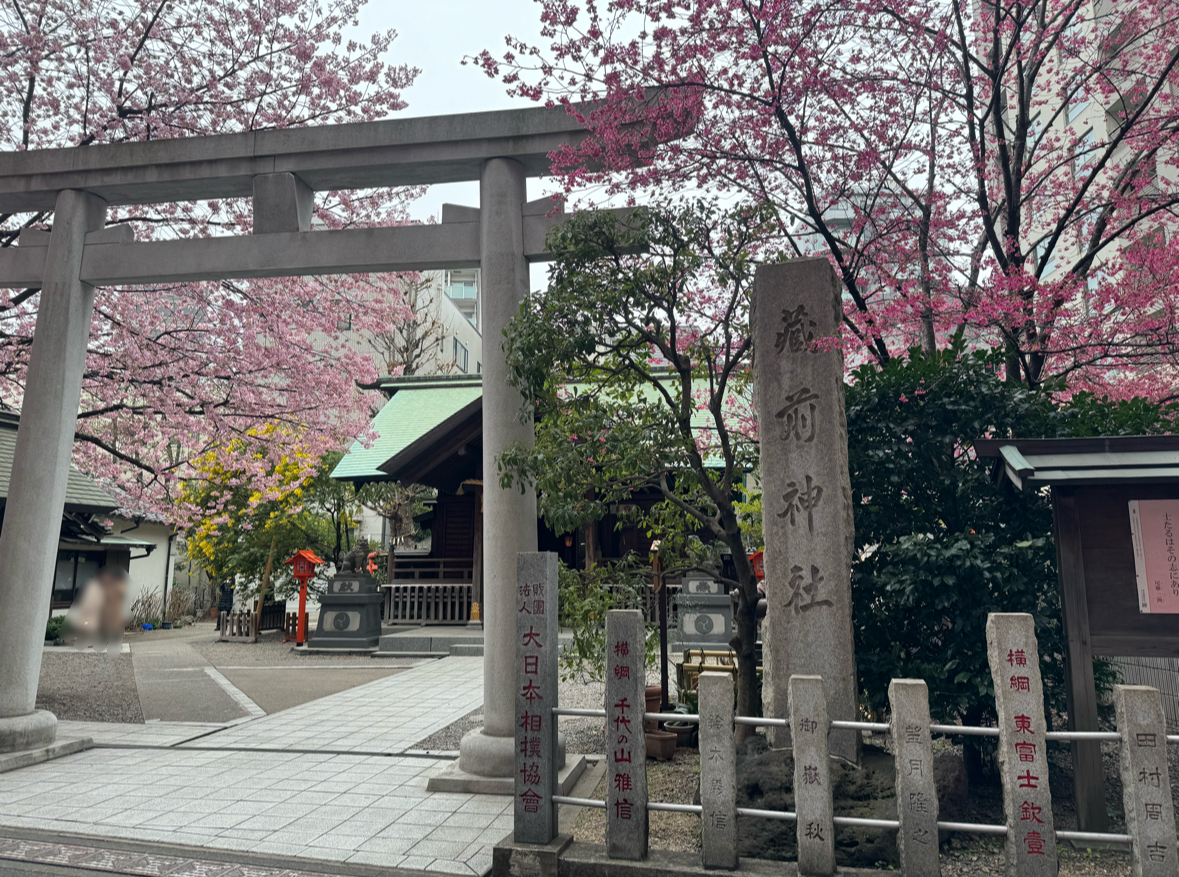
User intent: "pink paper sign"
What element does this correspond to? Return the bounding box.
[1130,500,1179,614]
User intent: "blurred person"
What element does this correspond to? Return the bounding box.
[66,566,130,654]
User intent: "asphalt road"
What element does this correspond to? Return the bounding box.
[217,666,405,715]
[38,625,411,723]
[130,631,249,722]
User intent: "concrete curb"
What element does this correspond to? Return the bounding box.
[0,827,446,877]
[0,736,92,774]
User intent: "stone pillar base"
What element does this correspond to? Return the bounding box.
[456,726,569,777]
[429,752,587,797]
[0,710,56,754]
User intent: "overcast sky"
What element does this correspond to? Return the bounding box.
[356,0,554,223]
[353,1,563,290]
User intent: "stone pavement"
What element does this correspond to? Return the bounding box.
[180,658,483,755]
[0,834,398,877]
[56,721,231,747]
[0,657,507,876]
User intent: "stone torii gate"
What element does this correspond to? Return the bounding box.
[0,105,595,780]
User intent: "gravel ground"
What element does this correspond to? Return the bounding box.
[415,666,657,756]
[940,844,1130,876]
[573,749,702,852]
[413,675,613,753]
[416,708,483,750]
[36,650,144,723]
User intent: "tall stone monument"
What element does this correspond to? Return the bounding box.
[752,259,859,763]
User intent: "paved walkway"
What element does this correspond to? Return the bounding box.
[0,657,504,876]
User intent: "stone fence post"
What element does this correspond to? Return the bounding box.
[606,609,648,860]
[889,679,940,877]
[699,671,738,870]
[1114,685,1178,877]
[986,613,1057,877]
[790,674,834,876]
[514,552,559,844]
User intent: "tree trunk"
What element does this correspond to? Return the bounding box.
[962,704,989,785]
[731,581,760,745]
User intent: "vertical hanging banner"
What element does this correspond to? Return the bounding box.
[1114,685,1179,877]
[986,613,1058,877]
[513,552,559,844]
[888,679,940,877]
[605,609,648,860]
[752,259,859,762]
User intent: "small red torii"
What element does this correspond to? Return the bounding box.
[284,549,324,647]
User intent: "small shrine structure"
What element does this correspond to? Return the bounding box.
[975,434,1179,833]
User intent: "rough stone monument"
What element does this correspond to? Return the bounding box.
[752,259,859,762]
[889,679,940,877]
[790,674,835,877]
[605,609,648,861]
[1114,685,1178,877]
[699,671,738,870]
[514,552,560,845]
[986,613,1058,877]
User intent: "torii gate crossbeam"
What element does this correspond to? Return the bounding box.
[0,105,598,787]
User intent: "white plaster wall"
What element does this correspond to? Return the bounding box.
[111,519,175,605]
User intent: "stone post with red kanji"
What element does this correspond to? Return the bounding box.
[1114,685,1178,877]
[986,613,1058,877]
[606,609,648,860]
[514,552,559,844]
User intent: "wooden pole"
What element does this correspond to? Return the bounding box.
[1052,488,1109,833]
[296,578,308,646]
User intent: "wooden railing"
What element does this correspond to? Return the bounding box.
[385,583,473,625]
[219,611,257,643]
[258,602,286,632]
[391,556,474,583]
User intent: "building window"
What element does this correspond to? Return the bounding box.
[453,337,468,373]
[336,314,352,331]
[446,280,478,300]
[53,550,105,608]
[1074,128,1096,182]
[1032,242,1057,277]
[476,361,482,374]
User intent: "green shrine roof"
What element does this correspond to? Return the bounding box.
[332,371,748,486]
[0,411,118,513]
[330,376,483,484]
[975,436,1179,488]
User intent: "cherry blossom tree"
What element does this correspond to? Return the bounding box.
[0,0,421,521]
[480,0,1179,398]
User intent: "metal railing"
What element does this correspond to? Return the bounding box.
[550,707,1142,846]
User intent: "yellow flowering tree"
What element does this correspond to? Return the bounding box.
[182,435,358,614]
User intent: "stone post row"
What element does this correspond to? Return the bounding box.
[790,674,834,876]
[699,671,738,870]
[514,552,559,844]
[986,613,1057,877]
[605,609,648,860]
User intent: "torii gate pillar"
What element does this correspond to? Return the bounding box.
[455,158,540,779]
[0,189,106,752]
